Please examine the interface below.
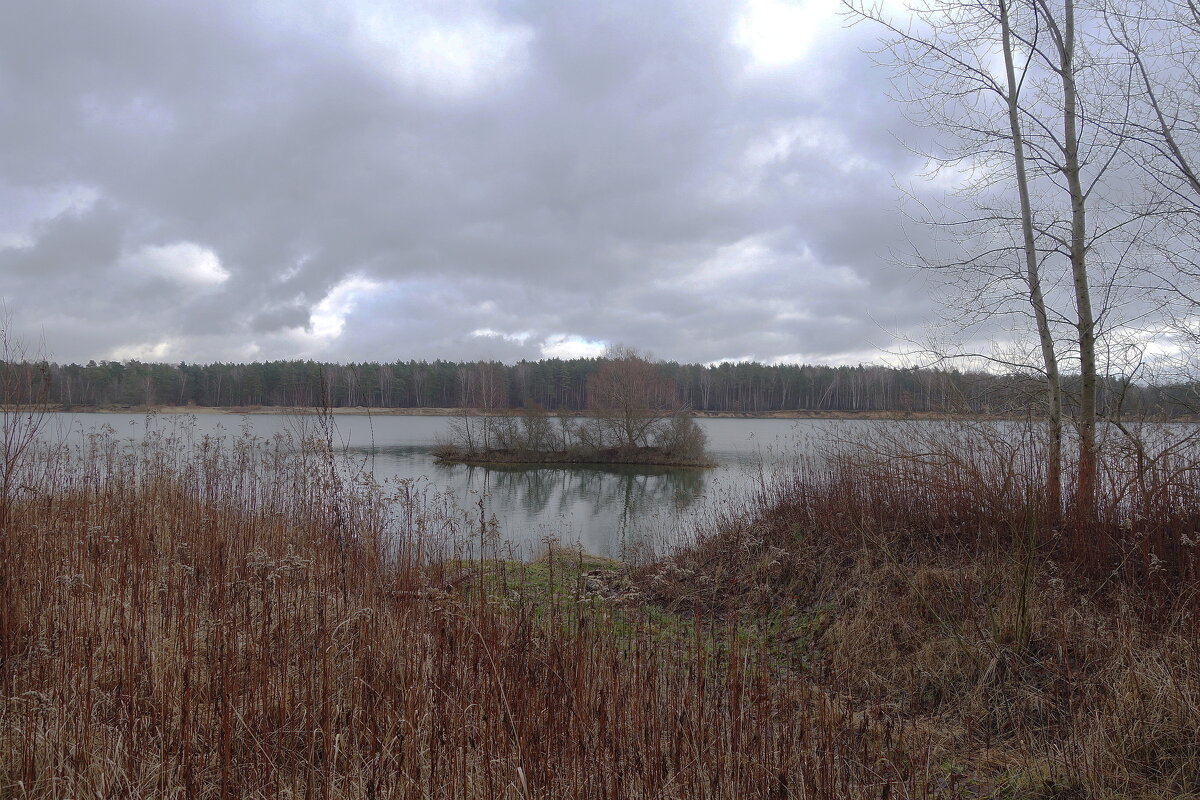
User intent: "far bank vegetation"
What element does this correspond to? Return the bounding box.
[433,347,712,467]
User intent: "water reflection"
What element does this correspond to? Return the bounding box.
[458,462,703,520]
[355,445,710,557]
[45,413,801,558]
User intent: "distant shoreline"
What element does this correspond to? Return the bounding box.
[43,404,1037,421]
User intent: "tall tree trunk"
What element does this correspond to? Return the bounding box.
[1056,0,1099,512]
[1001,0,1064,517]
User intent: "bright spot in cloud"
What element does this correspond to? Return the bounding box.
[0,183,100,250]
[471,328,532,344]
[307,275,383,341]
[744,118,873,174]
[109,339,174,361]
[350,2,532,97]
[682,235,776,289]
[913,154,996,193]
[769,348,912,367]
[0,232,32,249]
[703,355,756,367]
[541,334,606,360]
[735,0,839,69]
[49,184,101,216]
[124,242,230,287]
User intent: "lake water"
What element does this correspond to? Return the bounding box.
[41,412,821,558]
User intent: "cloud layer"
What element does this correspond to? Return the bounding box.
[0,0,940,364]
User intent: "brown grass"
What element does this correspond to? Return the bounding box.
[3,412,1198,797]
[0,420,959,799]
[639,420,1200,798]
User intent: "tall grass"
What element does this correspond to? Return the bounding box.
[641,419,1200,798]
[4,406,1198,797]
[1,415,956,798]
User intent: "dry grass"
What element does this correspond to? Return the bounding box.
[0,419,956,799]
[3,413,1198,798]
[639,420,1200,798]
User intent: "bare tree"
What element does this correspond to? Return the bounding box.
[1002,0,1066,512]
[1105,0,1200,209]
[846,0,1147,512]
[587,346,685,449]
[0,323,52,676]
[1041,0,1101,509]
[1104,0,1200,352]
[0,325,51,512]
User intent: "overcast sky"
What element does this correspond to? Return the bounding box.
[0,0,950,366]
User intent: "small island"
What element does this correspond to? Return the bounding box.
[433,349,714,468]
[433,435,714,468]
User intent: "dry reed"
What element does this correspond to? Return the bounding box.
[641,419,1200,798]
[1,417,956,799]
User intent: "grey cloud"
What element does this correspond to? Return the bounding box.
[1,0,942,365]
[1,202,126,280]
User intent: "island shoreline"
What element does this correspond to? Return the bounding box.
[434,449,716,469]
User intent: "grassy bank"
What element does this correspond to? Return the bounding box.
[634,423,1200,798]
[2,416,1198,797]
[0,420,938,799]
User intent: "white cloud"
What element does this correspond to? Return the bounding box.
[47,184,101,217]
[704,355,756,367]
[912,154,998,194]
[472,328,532,344]
[109,339,174,361]
[744,118,875,176]
[123,242,230,287]
[286,274,383,352]
[768,348,911,366]
[676,235,774,290]
[348,1,532,98]
[0,183,100,249]
[734,0,840,69]
[540,334,606,360]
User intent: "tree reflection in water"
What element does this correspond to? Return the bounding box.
[342,443,720,556]
[443,462,708,554]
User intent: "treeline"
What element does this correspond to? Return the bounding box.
[10,357,1199,417]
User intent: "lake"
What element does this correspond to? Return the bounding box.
[40,412,822,558]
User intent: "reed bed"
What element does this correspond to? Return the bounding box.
[1,418,957,799]
[641,419,1200,798]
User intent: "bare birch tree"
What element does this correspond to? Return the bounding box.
[846,0,1144,512]
[1001,0,1066,512]
[1104,0,1200,350]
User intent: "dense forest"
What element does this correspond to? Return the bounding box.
[10,357,1196,417]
